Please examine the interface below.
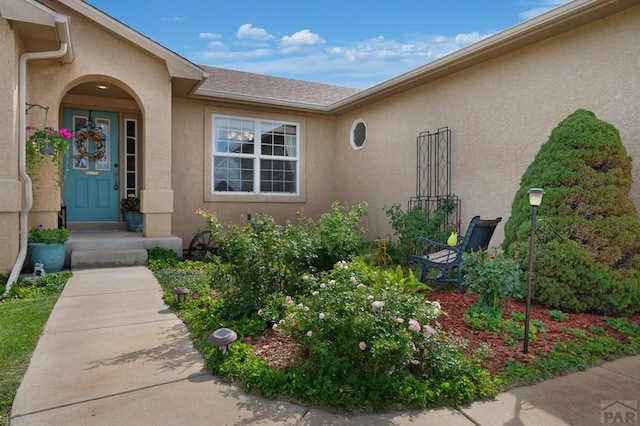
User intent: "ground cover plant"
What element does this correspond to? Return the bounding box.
[0,272,72,426]
[149,201,640,413]
[503,109,640,315]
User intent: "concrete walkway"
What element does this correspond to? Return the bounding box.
[10,266,640,425]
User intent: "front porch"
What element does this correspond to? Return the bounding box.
[63,228,182,270]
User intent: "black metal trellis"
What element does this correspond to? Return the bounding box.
[409,126,460,235]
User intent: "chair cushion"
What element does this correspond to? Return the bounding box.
[426,249,458,264]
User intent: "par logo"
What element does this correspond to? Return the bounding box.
[601,400,637,424]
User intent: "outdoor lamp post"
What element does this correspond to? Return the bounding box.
[523,188,545,354]
[209,328,238,354]
[172,287,190,304]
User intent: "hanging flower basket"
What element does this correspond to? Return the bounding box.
[26,125,73,187]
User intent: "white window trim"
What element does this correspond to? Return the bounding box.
[350,118,367,150]
[204,108,306,203]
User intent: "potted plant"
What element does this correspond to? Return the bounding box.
[26,125,73,187]
[28,224,70,273]
[120,194,143,232]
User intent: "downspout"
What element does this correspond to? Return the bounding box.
[3,42,68,297]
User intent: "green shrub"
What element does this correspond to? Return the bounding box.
[549,310,568,322]
[147,246,182,270]
[532,240,640,315]
[385,199,456,261]
[200,203,368,319]
[503,109,640,314]
[5,272,72,300]
[313,202,368,270]
[207,258,498,410]
[269,258,497,409]
[463,248,523,313]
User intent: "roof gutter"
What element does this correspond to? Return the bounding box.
[4,26,69,297]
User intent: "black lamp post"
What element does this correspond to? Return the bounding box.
[523,188,545,354]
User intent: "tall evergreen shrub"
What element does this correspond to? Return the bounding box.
[503,109,640,315]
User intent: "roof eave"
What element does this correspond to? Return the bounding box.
[328,0,639,114]
[192,89,333,113]
[55,0,207,84]
[0,0,74,63]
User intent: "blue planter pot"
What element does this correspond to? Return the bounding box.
[28,242,66,273]
[124,211,143,232]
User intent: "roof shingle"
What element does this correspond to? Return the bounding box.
[198,66,360,107]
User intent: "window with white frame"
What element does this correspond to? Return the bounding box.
[212,115,299,194]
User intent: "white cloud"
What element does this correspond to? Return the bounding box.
[519,1,571,20]
[192,27,495,89]
[236,24,274,41]
[199,32,221,40]
[454,31,487,45]
[280,30,324,47]
[163,16,186,21]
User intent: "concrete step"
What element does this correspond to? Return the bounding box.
[71,249,148,269]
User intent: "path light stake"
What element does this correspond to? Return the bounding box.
[524,188,545,354]
[209,328,238,354]
[172,287,190,304]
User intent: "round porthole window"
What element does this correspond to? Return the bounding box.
[350,119,367,150]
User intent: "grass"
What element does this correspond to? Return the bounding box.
[0,273,70,426]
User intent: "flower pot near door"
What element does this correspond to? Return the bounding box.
[124,211,143,232]
[28,242,66,273]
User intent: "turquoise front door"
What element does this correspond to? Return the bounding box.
[63,109,120,222]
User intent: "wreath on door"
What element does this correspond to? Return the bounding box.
[73,116,106,162]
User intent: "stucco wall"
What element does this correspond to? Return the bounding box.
[171,98,339,246]
[333,5,640,245]
[0,18,20,274]
[33,1,174,237]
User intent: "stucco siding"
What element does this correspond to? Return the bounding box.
[334,5,640,245]
[0,18,20,274]
[33,2,174,236]
[171,99,338,247]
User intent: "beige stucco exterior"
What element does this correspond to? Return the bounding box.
[0,0,638,276]
[333,4,640,243]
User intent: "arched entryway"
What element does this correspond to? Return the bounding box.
[61,79,142,230]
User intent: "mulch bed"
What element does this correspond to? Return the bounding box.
[246,287,640,375]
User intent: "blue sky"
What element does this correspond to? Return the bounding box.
[85,0,570,89]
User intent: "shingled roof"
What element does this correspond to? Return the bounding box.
[196,66,361,108]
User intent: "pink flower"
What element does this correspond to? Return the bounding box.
[408,319,421,332]
[285,295,293,305]
[371,301,384,310]
[396,317,404,324]
[58,128,73,139]
[423,325,436,338]
[359,342,367,351]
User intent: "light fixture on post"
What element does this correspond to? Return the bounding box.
[209,328,237,354]
[172,287,190,304]
[523,188,545,354]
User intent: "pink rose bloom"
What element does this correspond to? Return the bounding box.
[396,317,404,324]
[408,319,421,332]
[423,325,436,338]
[371,301,384,310]
[285,295,293,305]
[359,342,367,351]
